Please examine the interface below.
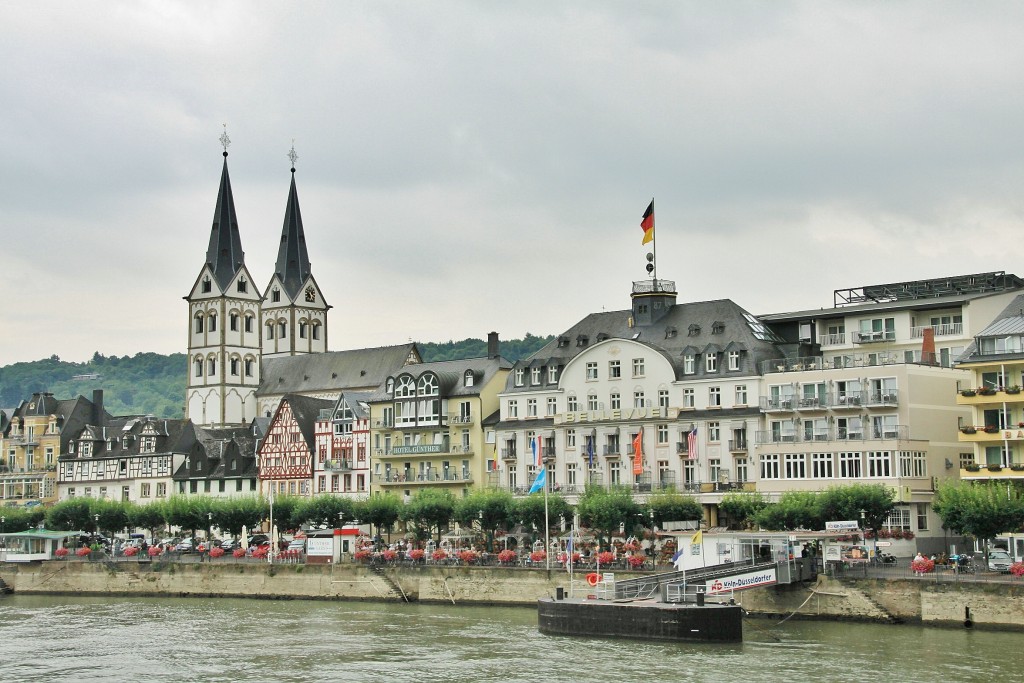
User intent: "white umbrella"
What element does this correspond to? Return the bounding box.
[241,525,249,550]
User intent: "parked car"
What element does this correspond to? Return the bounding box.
[174,539,194,552]
[249,534,270,549]
[219,539,239,551]
[988,550,1013,573]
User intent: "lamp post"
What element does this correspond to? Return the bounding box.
[649,509,656,568]
[860,509,868,574]
[207,511,213,562]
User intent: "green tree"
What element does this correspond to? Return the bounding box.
[575,486,642,549]
[402,489,457,542]
[818,483,896,538]
[514,493,571,541]
[934,481,1024,565]
[354,495,403,541]
[754,491,823,531]
[129,501,169,542]
[209,496,267,539]
[1,507,39,533]
[164,496,214,541]
[718,492,768,530]
[45,498,95,532]
[292,495,355,529]
[453,489,516,551]
[93,499,131,538]
[648,490,703,527]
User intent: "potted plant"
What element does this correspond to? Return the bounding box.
[148,545,163,557]
[1011,464,1024,471]
[209,547,225,558]
[988,464,1003,472]
[978,387,996,396]
[1007,386,1022,395]
[964,463,981,472]
[409,549,425,563]
[497,549,517,565]
[529,550,547,563]
[354,549,372,563]
[960,389,977,397]
[960,426,977,434]
[1010,562,1024,578]
[595,551,615,565]
[910,556,935,574]
[55,547,69,559]
[232,548,247,558]
[432,549,448,562]
[458,549,479,564]
[76,547,91,558]
[984,425,1000,434]
[627,554,647,569]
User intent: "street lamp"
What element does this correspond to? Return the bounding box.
[207,512,213,561]
[649,509,656,568]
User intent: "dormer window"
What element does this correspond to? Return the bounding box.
[237,277,248,293]
[464,370,474,387]
[547,366,558,384]
[386,378,395,395]
[576,335,589,347]
[202,277,212,293]
[530,367,541,385]
[515,368,525,386]
[68,440,75,454]
[557,336,569,348]
[666,326,677,339]
[688,324,700,337]
[712,321,725,335]
[271,287,281,303]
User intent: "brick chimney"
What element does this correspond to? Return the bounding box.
[921,328,937,366]
[487,331,500,359]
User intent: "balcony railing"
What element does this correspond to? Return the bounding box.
[373,417,394,428]
[851,330,896,344]
[756,425,909,444]
[820,333,846,346]
[376,471,473,485]
[448,414,473,425]
[500,448,517,461]
[676,442,689,455]
[761,397,796,411]
[910,322,962,338]
[728,439,748,453]
[761,353,908,375]
[323,459,353,471]
[603,446,620,457]
[866,391,899,407]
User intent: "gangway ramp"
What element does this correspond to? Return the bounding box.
[613,560,791,602]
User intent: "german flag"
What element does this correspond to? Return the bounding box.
[640,199,654,244]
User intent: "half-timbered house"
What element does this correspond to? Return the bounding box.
[258,394,334,498]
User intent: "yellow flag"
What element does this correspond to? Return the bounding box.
[691,529,702,546]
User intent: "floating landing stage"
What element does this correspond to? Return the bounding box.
[537,597,743,643]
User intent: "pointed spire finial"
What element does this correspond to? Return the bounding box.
[220,124,231,157]
[288,139,298,173]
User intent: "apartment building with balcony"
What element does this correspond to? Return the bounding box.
[495,277,786,523]
[754,272,1017,549]
[311,392,371,500]
[365,335,511,498]
[953,293,1024,481]
[2,391,100,505]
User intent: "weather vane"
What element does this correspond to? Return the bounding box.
[219,124,231,155]
[288,139,298,170]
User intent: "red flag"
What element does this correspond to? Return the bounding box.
[640,200,654,245]
[632,428,644,475]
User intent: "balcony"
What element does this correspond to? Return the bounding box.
[820,333,846,347]
[728,439,748,453]
[796,396,828,411]
[676,442,689,456]
[831,392,866,409]
[500,448,517,461]
[911,322,962,338]
[757,425,908,444]
[959,425,1021,443]
[376,471,473,486]
[602,446,621,457]
[956,388,1024,405]
[851,330,896,344]
[323,459,353,472]
[960,464,1024,479]
[761,397,795,412]
[448,414,473,425]
[373,417,394,428]
[866,391,899,407]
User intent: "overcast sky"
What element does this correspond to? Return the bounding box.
[4,2,1024,365]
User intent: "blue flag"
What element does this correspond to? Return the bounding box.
[528,467,546,494]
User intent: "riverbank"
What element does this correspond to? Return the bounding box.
[3,560,1024,630]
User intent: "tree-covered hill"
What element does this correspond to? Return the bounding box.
[0,334,553,418]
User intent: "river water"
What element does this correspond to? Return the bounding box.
[0,595,1015,682]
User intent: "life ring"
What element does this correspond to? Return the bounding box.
[586,572,602,587]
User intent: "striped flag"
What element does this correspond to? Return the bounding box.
[632,428,644,475]
[687,426,698,461]
[586,433,595,468]
[531,434,544,467]
[640,199,654,245]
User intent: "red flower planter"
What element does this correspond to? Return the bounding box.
[209,547,225,558]
[232,548,246,558]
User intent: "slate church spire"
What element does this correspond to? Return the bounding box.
[206,128,246,290]
[274,145,312,301]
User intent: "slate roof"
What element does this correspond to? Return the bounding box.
[504,298,785,393]
[273,170,312,301]
[185,424,259,481]
[64,415,197,461]
[277,393,335,450]
[955,293,1024,365]
[257,343,420,397]
[205,157,246,291]
[365,355,512,402]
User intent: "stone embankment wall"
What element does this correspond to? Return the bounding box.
[3,562,1023,630]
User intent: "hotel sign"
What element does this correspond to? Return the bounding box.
[556,407,679,425]
[391,444,446,455]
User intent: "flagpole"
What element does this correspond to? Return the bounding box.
[544,462,550,571]
[650,197,657,282]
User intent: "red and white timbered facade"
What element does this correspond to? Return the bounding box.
[258,395,332,498]
[313,393,371,500]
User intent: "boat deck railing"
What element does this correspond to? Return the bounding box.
[613,559,777,601]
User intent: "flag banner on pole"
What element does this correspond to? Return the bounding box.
[587,431,595,467]
[531,434,544,467]
[632,428,644,476]
[690,529,702,556]
[640,199,654,245]
[687,426,698,460]
[528,467,546,494]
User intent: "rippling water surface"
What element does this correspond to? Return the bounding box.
[0,595,1015,682]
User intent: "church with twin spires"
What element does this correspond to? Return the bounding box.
[185,138,330,426]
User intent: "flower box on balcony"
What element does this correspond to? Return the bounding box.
[960,427,977,434]
[964,464,981,472]
[978,388,996,396]
[1011,464,1024,472]
[988,465,1003,472]
[984,426,999,434]
[960,390,977,397]
[1006,387,1022,395]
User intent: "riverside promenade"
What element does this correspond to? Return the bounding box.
[3,557,1024,631]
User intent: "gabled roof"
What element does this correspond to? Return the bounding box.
[257,343,420,397]
[505,298,784,392]
[205,156,246,290]
[368,355,512,402]
[956,293,1024,365]
[273,169,312,301]
[275,394,334,450]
